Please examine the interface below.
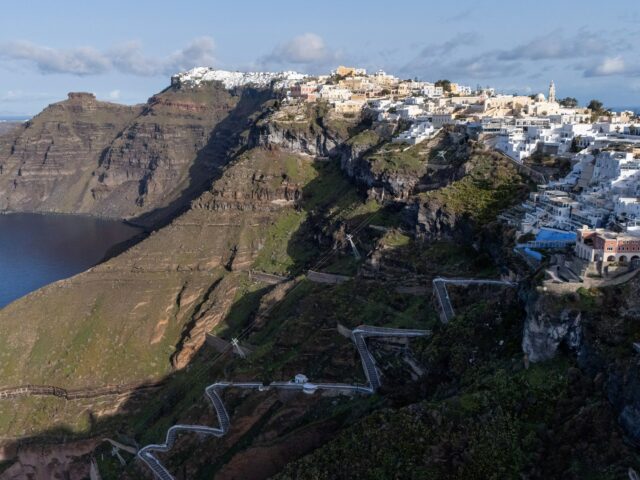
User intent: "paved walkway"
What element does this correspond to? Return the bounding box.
[432,277,516,323]
[138,325,430,480]
[248,270,289,285]
[103,438,138,455]
[306,270,352,284]
[0,382,163,400]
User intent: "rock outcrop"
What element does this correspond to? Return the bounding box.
[522,280,640,445]
[0,93,141,216]
[522,289,583,363]
[249,104,354,157]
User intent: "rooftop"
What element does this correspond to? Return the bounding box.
[171,67,306,89]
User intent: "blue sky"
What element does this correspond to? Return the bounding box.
[1,0,639,115]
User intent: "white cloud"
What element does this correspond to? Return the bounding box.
[108,89,121,100]
[108,41,161,76]
[400,32,481,76]
[584,56,626,77]
[164,37,216,74]
[260,33,338,68]
[0,37,216,77]
[0,41,110,75]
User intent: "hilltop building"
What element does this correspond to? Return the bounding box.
[575,227,640,264]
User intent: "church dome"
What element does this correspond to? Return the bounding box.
[535,93,546,102]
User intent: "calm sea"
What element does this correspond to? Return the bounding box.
[0,213,141,308]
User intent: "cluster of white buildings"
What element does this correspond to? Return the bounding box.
[513,120,640,271]
[482,82,639,163]
[393,122,438,145]
[521,147,640,232]
[282,65,476,146]
[172,66,640,272]
[171,67,306,89]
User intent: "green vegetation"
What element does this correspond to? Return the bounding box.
[588,99,604,112]
[366,141,426,174]
[252,210,310,275]
[423,153,529,225]
[380,229,411,247]
[252,159,365,276]
[588,99,610,121]
[1,88,636,480]
[276,297,640,479]
[559,97,578,108]
[435,79,452,92]
[347,129,380,148]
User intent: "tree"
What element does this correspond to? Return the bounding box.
[588,99,606,122]
[559,97,578,108]
[588,99,604,112]
[435,79,452,92]
[570,136,582,153]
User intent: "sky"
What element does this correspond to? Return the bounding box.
[1,0,639,115]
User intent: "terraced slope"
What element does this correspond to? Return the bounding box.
[0,84,273,226]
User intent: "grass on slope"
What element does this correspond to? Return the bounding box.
[366,141,426,175]
[422,153,530,226]
[252,159,370,276]
[275,296,640,480]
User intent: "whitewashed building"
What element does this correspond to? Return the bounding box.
[393,122,438,145]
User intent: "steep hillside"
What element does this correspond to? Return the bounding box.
[0,93,638,480]
[0,93,142,215]
[0,84,274,226]
[0,146,331,429]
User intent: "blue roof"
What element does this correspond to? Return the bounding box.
[524,248,543,261]
[536,228,576,242]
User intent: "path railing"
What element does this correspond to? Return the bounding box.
[432,277,516,323]
[0,381,164,400]
[137,325,430,480]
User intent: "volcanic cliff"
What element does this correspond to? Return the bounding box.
[0,84,274,227]
[0,72,638,479]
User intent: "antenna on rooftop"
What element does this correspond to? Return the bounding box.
[346,234,361,260]
[231,338,246,359]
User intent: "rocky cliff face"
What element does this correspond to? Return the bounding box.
[249,103,355,158]
[0,144,320,437]
[0,85,275,226]
[0,121,22,136]
[1,83,637,477]
[0,93,140,215]
[522,280,640,445]
[522,289,583,363]
[248,106,472,203]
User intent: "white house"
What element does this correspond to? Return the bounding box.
[430,113,456,128]
[404,96,425,105]
[319,86,352,102]
[393,122,438,145]
[421,84,444,98]
[615,197,640,220]
[397,105,424,119]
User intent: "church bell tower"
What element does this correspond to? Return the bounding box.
[548,80,556,103]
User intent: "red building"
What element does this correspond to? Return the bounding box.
[576,227,640,263]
